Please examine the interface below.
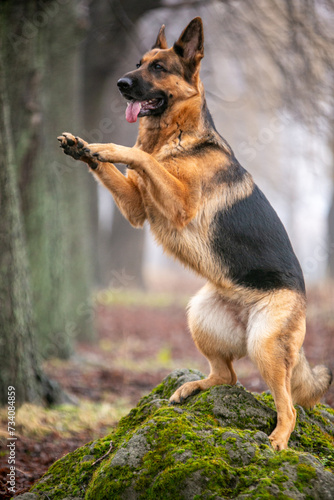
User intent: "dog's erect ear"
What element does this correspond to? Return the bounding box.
[152,24,168,50]
[173,17,204,62]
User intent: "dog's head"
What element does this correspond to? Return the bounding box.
[117,17,204,123]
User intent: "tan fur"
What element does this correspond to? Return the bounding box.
[57,18,331,451]
[291,349,332,408]
[171,286,312,450]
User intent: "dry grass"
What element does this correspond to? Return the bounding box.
[0,400,130,441]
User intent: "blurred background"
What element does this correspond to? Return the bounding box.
[1,0,334,495]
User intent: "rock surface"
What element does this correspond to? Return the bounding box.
[25,369,334,499]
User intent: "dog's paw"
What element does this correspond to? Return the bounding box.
[169,381,202,405]
[268,432,288,451]
[57,133,100,169]
[57,133,87,159]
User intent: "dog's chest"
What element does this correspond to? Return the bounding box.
[150,210,204,271]
[144,193,219,280]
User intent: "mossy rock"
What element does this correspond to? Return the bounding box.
[26,369,334,499]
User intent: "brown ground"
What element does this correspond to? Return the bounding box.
[1,285,333,498]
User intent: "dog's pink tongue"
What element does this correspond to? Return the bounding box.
[126,101,141,123]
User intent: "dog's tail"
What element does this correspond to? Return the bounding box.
[291,348,332,408]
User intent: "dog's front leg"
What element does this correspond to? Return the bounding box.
[57,133,146,227]
[85,142,200,229]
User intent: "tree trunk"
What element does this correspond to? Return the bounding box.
[0,45,62,406]
[1,1,94,357]
[81,0,161,288]
[328,127,334,279]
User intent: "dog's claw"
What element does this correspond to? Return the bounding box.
[57,132,93,163]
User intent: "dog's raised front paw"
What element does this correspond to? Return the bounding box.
[57,132,99,169]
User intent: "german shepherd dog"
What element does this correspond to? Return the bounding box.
[58,18,332,450]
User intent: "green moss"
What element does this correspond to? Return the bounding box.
[289,409,334,470]
[33,438,111,499]
[297,463,317,481]
[31,369,334,499]
[87,464,134,499]
[254,391,276,410]
[268,451,298,467]
[253,392,334,471]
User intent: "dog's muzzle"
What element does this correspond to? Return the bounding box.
[117,77,134,93]
[117,75,168,123]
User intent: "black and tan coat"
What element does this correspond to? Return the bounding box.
[58,17,332,450]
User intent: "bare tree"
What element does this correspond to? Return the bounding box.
[0,1,94,362]
[80,0,162,287]
[0,47,63,406]
[214,0,334,276]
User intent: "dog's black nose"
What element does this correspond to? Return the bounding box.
[117,77,133,91]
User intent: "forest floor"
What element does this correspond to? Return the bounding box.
[1,284,333,498]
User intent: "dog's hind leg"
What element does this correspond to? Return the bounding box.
[170,283,246,404]
[246,290,306,450]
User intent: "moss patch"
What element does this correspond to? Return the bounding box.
[28,369,334,500]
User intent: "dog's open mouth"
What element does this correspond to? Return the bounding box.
[125,98,165,123]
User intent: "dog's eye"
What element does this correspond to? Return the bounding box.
[153,63,165,72]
